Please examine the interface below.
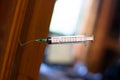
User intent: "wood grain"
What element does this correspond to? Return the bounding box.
[0,0,55,80]
[11,0,55,80]
[0,0,28,79]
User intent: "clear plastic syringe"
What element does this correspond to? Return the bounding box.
[35,34,94,45]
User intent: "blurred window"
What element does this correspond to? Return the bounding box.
[46,0,98,64]
[49,0,84,35]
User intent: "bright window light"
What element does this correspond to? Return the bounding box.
[49,0,83,35]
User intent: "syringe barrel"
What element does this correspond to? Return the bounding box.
[47,35,94,44]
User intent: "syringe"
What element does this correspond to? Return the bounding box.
[35,34,94,45]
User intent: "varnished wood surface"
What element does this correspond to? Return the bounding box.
[11,0,55,80]
[0,0,55,80]
[0,0,28,79]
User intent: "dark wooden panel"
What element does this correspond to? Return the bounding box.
[0,0,55,79]
[0,0,17,72]
[10,0,55,80]
[0,0,29,80]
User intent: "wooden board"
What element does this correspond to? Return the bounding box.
[0,0,55,80]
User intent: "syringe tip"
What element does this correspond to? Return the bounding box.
[35,39,47,42]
